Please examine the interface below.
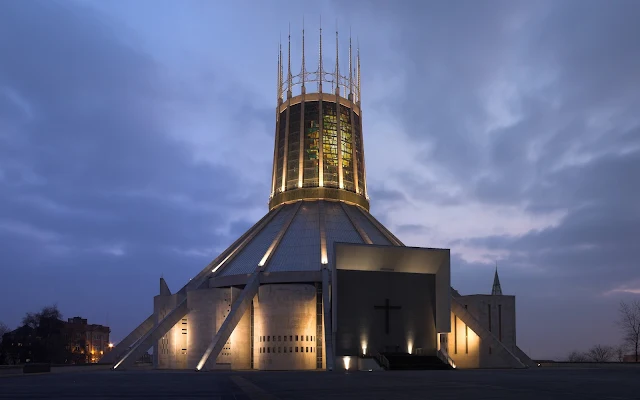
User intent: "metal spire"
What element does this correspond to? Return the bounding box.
[356,38,361,104]
[318,16,323,93]
[287,24,292,99]
[301,17,305,92]
[277,40,282,102]
[348,29,353,100]
[492,262,503,295]
[335,23,340,95]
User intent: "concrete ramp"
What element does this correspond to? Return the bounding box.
[113,300,189,370]
[100,314,155,365]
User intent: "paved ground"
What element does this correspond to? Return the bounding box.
[0,368,638,400]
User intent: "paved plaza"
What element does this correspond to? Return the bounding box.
[0,368,638,400]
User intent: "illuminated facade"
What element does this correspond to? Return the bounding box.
[102,26,532,371]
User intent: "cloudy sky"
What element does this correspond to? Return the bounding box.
[1,0,638,360]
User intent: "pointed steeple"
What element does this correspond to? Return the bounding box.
[492,263,503,296]
[160,277,171,296]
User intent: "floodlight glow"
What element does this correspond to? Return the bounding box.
[342,356,351,371]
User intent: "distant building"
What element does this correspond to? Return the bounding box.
[65,317,111,363]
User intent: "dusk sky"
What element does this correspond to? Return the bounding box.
[1,0,639,360]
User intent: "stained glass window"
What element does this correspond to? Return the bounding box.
[303,101,320,187]
[322,102,339,188]
[339,105,354,192]
[353,112,365,195]
[286,104,301,190]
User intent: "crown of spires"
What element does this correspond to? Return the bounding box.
[276,18,360,104]
[492,263,503,296]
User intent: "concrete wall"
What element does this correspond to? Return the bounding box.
[254,284,317,370]
[335,270,437,358]
[185,287,252,370]
[153,293,178,369]
[447,312,480,368]
[186,288,219,369]
[229,287,251,370]
[447,295,517,368]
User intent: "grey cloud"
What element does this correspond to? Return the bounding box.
[0,1,269,336]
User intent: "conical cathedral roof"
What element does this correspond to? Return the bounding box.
[213,200,401,280]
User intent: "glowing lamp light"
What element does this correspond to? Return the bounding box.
[407,341,413,355]
[108,343,114,348]
[342,356,351,371]
[361,342,367,356]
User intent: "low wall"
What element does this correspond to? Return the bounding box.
[0,365,23,376]
[538,362,640,369]
[0,363,113,377]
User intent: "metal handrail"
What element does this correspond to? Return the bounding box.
[436,350,456,369]
[373,352,390,370]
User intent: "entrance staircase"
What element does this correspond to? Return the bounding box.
[379,352,453,370]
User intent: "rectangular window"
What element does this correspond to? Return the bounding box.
[284,336,287,342]
[289,335,293,341]
[284,347,287,353]
[289,347,292,353]
[295,335,298,341]
[454,317,458,354]
[278,347,281,353]
[267,348,270,353]
[465,325,469,354]
[295,347,299,352]
[278,336,281,341]
[267,336,270,342]
[488,304,492,332]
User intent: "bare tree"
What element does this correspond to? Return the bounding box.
[617,300,640,363]
[587,344,614,362]
[615,345,627,362]
[567,350,588,362]
[0,321,8,344]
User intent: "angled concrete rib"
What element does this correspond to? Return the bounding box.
[514,345,536,367]
[109,206,284,370]
[339,202,373,244]
[196,272,261,370]
[196,202,301,370]
[99,314,155,364]
[114,299,189,370]
[451,298,526,368]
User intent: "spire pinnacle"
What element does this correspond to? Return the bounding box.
[277,40,282,102]
[492,262,503,295]
[335,25,340,96]
[287,24,292,99]
[301,16,306,92]
[279,39,283,102]
[318,15,323,93]
[356,38,361,104]
[348,30,353,100]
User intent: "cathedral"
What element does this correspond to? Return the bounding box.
[101,27,534,371]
